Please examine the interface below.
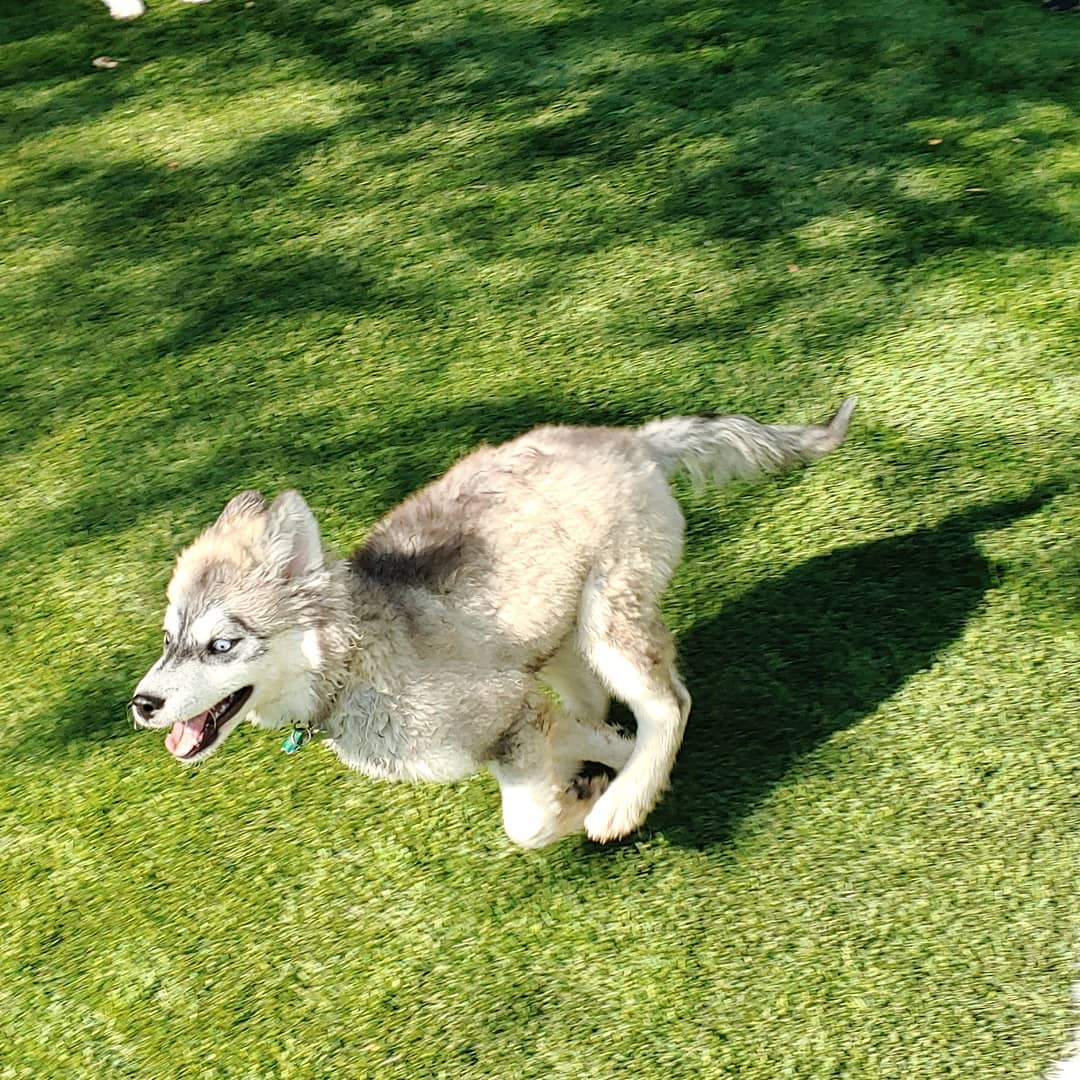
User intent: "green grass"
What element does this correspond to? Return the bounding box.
[1,0,1078,1075]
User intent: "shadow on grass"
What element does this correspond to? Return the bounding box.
[11,671,139,765]
[649,484,1061,849]
[0,389,648,569]
[3,0,1077,410]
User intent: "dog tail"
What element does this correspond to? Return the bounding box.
[639,396,857,486]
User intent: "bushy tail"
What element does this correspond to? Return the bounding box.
[639,396,858,486]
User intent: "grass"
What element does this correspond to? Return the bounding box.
[1,0,1078,1075]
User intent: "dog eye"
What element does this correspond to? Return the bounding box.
[209,638,237,654]
[163,631,172,648]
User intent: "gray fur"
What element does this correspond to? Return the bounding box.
[133,397,856,846]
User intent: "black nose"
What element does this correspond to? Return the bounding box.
[131,693,165,721]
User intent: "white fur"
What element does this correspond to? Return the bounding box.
[103,0,210,16]
[103,0,145,17]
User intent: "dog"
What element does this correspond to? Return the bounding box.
[131,398,857,847]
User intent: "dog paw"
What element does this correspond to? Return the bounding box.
[568,762,615,801]
[584,791,643,844]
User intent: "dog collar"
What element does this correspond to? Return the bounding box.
[281,717,337,754]
[281,724,312,754]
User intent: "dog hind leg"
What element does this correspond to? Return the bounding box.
[577,579,691,844]
[548,707,634,772]
[489,695,623,849]
[540,639,611,727]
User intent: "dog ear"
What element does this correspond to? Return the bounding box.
[214,490,267,527]
[263,490,323,578]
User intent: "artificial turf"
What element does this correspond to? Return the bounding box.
[1,0,1077,1076]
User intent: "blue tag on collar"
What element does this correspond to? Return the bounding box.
[282,726,312,754]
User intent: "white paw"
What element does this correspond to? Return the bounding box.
[105,0,145,17]
[584,790,645,844]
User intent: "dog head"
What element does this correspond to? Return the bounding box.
[131,490,328,764]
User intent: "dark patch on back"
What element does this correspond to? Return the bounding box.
[351,536,472,591]
[350,486,487,593]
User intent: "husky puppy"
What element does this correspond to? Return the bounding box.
[132,398,856,847]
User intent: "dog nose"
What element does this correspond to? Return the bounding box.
[131,693,165,721]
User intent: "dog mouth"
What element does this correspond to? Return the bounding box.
[164,686,253,760]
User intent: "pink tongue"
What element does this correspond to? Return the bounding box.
[165,714,207,757]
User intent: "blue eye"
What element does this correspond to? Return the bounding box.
[209,638,236,654]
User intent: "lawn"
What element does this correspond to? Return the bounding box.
[1,0,1077,1076]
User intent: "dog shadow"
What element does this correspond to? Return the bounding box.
[639,485,1059,850]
